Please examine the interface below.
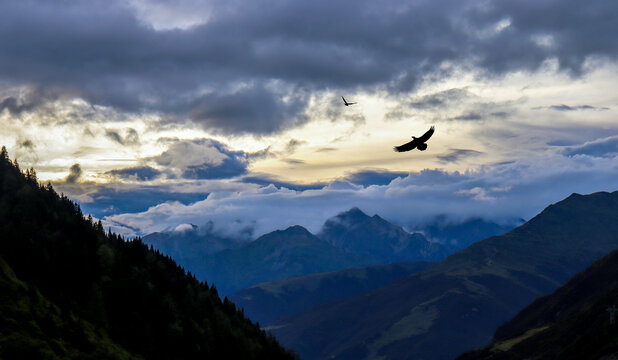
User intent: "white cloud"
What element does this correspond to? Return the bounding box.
[104,150,618,238]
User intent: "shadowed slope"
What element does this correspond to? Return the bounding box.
[457,249,618,360]
[230,260,432,325]
[0,147,296,359]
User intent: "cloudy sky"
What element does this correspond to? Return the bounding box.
[1,0,617,238]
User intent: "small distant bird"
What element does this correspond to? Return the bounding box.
[394,126,435,152]
[342,96,357,106]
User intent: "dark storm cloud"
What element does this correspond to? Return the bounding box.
[437,149,483,164]
[563,136,618,158]
[80,187,207,218]
[150,138,254,180]
[343,169,408,187]
[409,88,471,109]
[66,163,82,183]
[1,0,617,134]
[188,85,309,134]
[107,166,162,181]
[182,158,248,179]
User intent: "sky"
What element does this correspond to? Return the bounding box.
[1,0,617,238]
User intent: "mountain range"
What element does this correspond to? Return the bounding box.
[144,207,515,295]
[270,191,618,360]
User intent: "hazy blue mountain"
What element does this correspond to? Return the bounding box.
[191,225,370,295]
[319,207,449,262]
[230,260,432,325]
[272,191,618,360]
[457,249,618,360]
[143,224,243,263]
[419,216,524,249]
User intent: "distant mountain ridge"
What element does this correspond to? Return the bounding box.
[271,191,618,360]
[144,207,512,295]
[319,207,449,262]
[186,225,370,295]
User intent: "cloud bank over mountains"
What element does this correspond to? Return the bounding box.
[103,147,618,238]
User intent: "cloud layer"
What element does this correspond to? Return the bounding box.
[104,144,618,238]
[1,0,617,134]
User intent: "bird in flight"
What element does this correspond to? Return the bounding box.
[342,96,357,106]
[393,126,435,152]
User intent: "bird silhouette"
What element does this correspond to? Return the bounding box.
[394,126,435,152]
[342,96,357,106]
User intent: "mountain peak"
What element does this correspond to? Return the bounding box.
[279,225,313,236]
[333,207,371,222]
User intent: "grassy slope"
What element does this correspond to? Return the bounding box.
[272,191,618,360]
[456,249,618,360]
[230,260,432,325]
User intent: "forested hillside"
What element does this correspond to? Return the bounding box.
[0,146,296,359]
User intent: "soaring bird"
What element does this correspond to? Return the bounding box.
[393,126,435,152]
[342,96,357,106]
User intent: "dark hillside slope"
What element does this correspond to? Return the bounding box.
[0,147,295,359]
[231,260,432,325]
[273,191,618,360]
[457,249,618,360]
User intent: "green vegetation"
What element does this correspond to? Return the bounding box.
[0,146,296,359]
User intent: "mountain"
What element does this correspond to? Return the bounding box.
[319,207,449,262]
[420,216,523,249]
[143,224,243,263]
[0,147,296,359]
[456,249,618,360]
[230,260,432,326]
[191,225,370,295]
[271,191,618,360]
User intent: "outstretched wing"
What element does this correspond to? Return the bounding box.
[418,126,435,143]
[393,139,418,152]
[341,96,347,104]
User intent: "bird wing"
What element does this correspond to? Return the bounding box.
[393,139,418,152]
[418,126,435,142]
[342,96,347,104]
